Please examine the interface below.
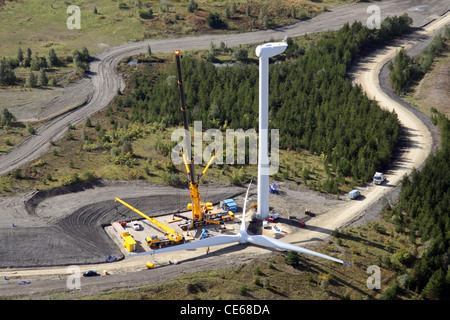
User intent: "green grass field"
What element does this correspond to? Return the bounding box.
[0,0,353,58]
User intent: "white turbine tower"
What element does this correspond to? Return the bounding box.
[255,40,288,221]
[130,181,351,266]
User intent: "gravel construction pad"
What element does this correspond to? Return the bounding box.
[0,180,248,268]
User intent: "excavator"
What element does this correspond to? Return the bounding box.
[174,49,235,231]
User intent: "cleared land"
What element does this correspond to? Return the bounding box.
[408,50,450,117]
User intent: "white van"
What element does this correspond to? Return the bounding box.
[349,189,360,200]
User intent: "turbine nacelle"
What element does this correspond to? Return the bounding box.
[255,42,288,59]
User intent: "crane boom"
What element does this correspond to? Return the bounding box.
[173,50,235,230]
[174,49,204,223]
[175,49,196,184]
[114,197,183,243]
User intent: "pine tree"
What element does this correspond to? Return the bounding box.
[0,58,16,85]
[46,49,59,68]
[422,269,445,299]
[30,53,41,71]
[26,48,32,60]
[38,69,48,86]
[1,108,16,126]
[25,71,37,88]
[17,47,24,63]
[187,0,198,13]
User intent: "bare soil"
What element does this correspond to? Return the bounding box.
[414,51,450,117]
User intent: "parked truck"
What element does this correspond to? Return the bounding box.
[221,199,238,213]
[373,172,386,185]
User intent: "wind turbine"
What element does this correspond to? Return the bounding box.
[255,40,288,221]
[130,180,351,266]
[128,42,351,267]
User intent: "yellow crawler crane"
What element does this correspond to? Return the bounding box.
[174,50,235,231]
[114,197,184,249]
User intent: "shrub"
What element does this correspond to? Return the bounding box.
[239,284,248,296]
[67,132,75,141]
[122,141,133,155]
[62,173,81,186]
[118,2,129,10]
[187,0,198,13]
[81,170,97,182]
[232,46,248,62]
[27,124,36,135]
[206,12,225,29]
[138,8,153,19]
[12,169,22,179]
[285,251,301,267]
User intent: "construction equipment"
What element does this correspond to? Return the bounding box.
[174,49,235,230]
[111,221,137,252]
[200,229,209,240]
[221,199,238,213]
[373,172,386,185]
[114,197,184,249]
[267,212,279,223]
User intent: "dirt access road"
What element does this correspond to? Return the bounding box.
[0,1,449,297]
[0,0,448,176]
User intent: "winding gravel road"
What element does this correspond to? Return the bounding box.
[0,0,448,176]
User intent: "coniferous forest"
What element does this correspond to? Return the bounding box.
[388,113,450,299]
[118,15,413,184]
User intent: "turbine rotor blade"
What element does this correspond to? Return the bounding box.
[129,235,240,258]
[247,235,351,266]
[241,180,253,232]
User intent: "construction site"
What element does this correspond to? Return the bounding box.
[0,1,448,301]
[88,49,329,268]
[0,49,338,270]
